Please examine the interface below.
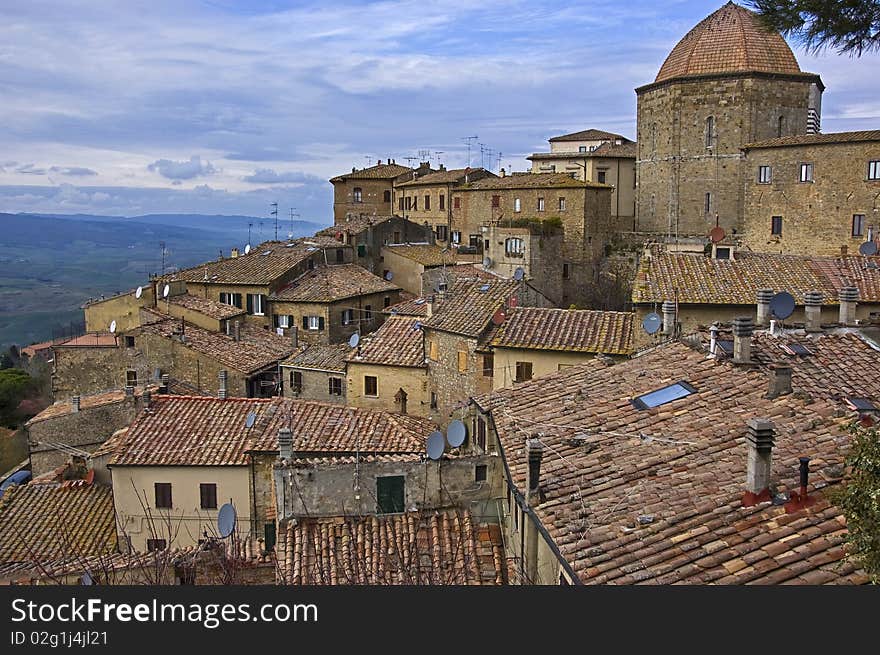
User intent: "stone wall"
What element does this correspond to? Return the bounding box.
[52,341,150,400]
[636,74,815,236]
[484,225,564,306]
[346,362,430,417]
[333,178,395,222]
[425,329,494,423]
[84,288,155,333]
[281,364,346,404]
[741,140,880,256]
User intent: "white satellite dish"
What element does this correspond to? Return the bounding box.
[482,256,493,269]
[384,270,394,281]
[244,244,251,255]
[513,267,525,281]
[135,286,143,299]
[109,320,117,334]
[348,332,360,348]
[217,503,236,538]
[446,420,467,448]
[162,284,170,298]
[426,431,445,461]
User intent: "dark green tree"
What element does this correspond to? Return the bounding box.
[751,1,880,55]
[835,421,880,582]
[0,368,34,425]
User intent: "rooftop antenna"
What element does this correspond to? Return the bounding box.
[217,503,237,538]
[159,241,167,275]
[270,202,279,240]
[403,155,417,168]
[496,151,502,172]
[418,149,431,162]
[859,240,878,256]
[461,136,478,168]
[433,151,445,167]
[513,267,525,281]
[247,222,253,248]
[288,208,298,240]
[135,286,143,299]
[479,143,486,169]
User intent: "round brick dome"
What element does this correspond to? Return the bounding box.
[655,2,802,83]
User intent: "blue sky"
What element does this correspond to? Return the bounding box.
[1,0,877,224]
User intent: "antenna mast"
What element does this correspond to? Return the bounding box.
[270,202,279,240]
[461,136,478,168]
[159,241,167,275]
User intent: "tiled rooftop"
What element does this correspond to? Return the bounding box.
[383,292,427,317]
[330,162,414,182]
[277,510,505,585]
[282,343,350,373]
[139,316,294,375]
[654,3,803,84]
[168,238,341,286]
[382,243,458,266]
[347,315,426,368]
[271,264,399,303]
[475,340,867,584]
[315,215,395,237]
[0,482,117,565]
[530,141,638,160]
[424,278,521,338]
[459,172,609,191]
[54,333,118,348]
[395,167,495,187]
[548,129,629,143]
[633,245,880,305]
[490,307,635,355]
[26,386,152,425]
[168,293,246,320]
[743,130,880,150]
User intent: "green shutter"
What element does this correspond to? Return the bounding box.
[376,476,405,514]
[264,523,276,551]
[357,244,366,257]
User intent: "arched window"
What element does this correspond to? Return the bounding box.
[705,116,714,148]
[383,190,391,203]
[353,187,363,203]
[505,237,524,257]
[777,115,785,137]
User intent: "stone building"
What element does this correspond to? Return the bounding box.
[268,264,401,346]
[451,172,613,306]
[330,160,432,222]
[482,222,565,306]
[345,315,430,417]
[740,131,880,256]
[394,167,496,243]
[379,243,460,296]
[84,285,156,334]
[25,386,152,476]
[315,214,434,276]
[487,307,634,389]
[279,343,349,404]
[527,129,636,228]
[635,2,823,238]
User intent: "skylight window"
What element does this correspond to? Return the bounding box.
[781,342,812,356]
[631,381,697,410]
[715,340,733,355]
[479,284,491,293]
[846,398,877,412]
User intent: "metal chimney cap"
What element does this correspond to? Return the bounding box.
[756,288,775,303]
[838,286,859,302]
[732,316,755,336]
[661,300,676,313]
[803,290,824,306]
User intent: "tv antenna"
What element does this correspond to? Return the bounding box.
[247,222,253,248]
[418,149,431,162]
[288,208,299,240]
[433,151,445,167]
[135,286,143,299]
[159,241,167,275]
[403,155,417,168]
[461,136,478,168]
[270,202,279,240]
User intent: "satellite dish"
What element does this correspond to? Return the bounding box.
[513,267,524,281]
[217,503,236,538]
[482,256,493,268]
[162,284,170,298]
[447,420,467,448]
[109,320,117,334]
[245,411,256,428]
[859,241,878,256]
[81,571,93,586]
[769,291,796,319]
[135,286,143,299]
[426,431,445,461]
[244,244,251,254]
[642,312,662,334]
[709,226,726,243]
[412,321,422,331]
[491,309,506,325]
[348,332,360,348]
[384,270,394,281]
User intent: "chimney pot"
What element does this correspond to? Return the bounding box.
[744,418,775,500]
[838,286,859,325]
[218,370,228,400]
[291,325,299,349]
[142,390,151,407]
[526,436,544,497]
[756,288,774,327]
[765,363,792,398]
[732,316,754,364]
[124,385,134,397]
[71,395,81,413]
[661,300,677,336]
[160,373,169,393]
[278,427,293,461]
[233,320,241,342]
[803,291,823,332]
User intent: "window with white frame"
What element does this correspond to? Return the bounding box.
[537,197,545,212]
[247,293,265,315]
[341,309,354,325]
[514,198,521,212]
[277,314,290,328]
[869,160,880,180]
[758,166,771,184]
[505,237,524,257]
[853,214,866,238]
[558,197,566,211]
[307,316,322,330]
[799,162,814,182]
[452,231,461,244]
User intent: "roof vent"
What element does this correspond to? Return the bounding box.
[742,418,775,506]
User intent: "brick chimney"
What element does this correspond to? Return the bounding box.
[218,370,228,400]
[661,300,676,336]
[526,436,544,503]
[71,395,81,413]
[838,286,859,325]
[732,316,754,364]
[278,427,293,461]
[765,363,792,399]
[426,295,434,318]
[803,291,823,332]
[290,325,298,349]
[756,288,774,327]
[742,418,775,506]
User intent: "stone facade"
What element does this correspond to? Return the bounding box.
[425,328,494,423]
[741,139,880,256]
[326,215,434,275]
[84,287,155,333]
[51,340,150,400]
[346,361,430,417]
[281,364,346,404]
[483,224,564,306]
[636,73,820,237]
[331,161,431,222]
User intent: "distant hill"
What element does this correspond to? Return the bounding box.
[0,212,328,349]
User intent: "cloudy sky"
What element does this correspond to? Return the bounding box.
[1,0,877,223]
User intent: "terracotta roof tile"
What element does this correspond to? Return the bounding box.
[395,167,495,187]
[477,340,867,584]
[168,293,246,320]
[743,130,880,150]
[382,243,458,267]
[282,343,350,373]
[330,162,414,182]
[26,386,153,425]
[315,215,396,236]
[0,483,117,564]
[549,129,629,143]
[490,308,635,355]
[278,509,505,585]
[271,264,399,302]
[654,3,802,84]
[54,332,118,348]
[459,172,609,191]
[347,315,426,368]
[424,278,521,337]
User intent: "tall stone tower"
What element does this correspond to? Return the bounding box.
[635,2,823,237]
